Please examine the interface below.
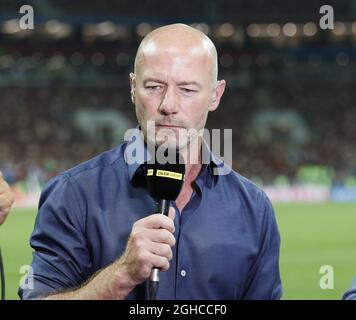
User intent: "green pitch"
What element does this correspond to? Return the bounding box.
[1,203,356,300]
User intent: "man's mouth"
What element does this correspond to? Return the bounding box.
[156,124,184,129]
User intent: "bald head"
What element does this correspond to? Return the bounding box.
[134,23,218,82]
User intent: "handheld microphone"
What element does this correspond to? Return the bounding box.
[145,151,185,300]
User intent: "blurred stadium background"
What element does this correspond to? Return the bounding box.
[1,0,356,299]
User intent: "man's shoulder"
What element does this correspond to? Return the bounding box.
[56,143,126,182]
[222,167,272,208]
[225,167,266,197]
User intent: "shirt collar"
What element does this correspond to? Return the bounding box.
[123,126,226,184]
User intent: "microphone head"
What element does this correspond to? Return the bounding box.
[146,151,185,201]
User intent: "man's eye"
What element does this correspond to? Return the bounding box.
[181,88,196,94]
[146,86,162,91]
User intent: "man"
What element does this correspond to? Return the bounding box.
[19,24,282,300]
[0,171,14,225]
[343,278,356,300]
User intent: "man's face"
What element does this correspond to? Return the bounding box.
[130,46,222,151]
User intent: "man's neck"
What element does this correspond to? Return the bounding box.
[174,139,206,213]
[181,138,203,181]
[175,160,202,213]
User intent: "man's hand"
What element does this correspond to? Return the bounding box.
[0,171,15,225]
[119,207,176,285]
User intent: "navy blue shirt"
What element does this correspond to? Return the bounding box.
[19,128,282,300]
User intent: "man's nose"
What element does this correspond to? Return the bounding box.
[158,87,179,115]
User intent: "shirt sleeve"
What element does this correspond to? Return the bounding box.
[19,174,92,300]
[342,277,356,300]
[242,192,283,300]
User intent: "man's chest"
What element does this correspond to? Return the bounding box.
[175,186,194,213]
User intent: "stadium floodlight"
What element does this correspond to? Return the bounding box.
[2,19,21,34]
[219,23,234,38]
[283,23,297,37]
[44,20,72,39]
[266,23,281,37]
[332,22,346,36]
[247,24,261,37]
[192,23,210,35]
[95,21,117,37]
[2,19,32,39]
[136,22,152,37]
[83,22,128,41]
[303,22,318,37]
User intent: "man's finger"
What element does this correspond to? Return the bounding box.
[137,214,175,233]
[168,207,176,221]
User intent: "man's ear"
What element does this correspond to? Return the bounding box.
[129,72,136,104]
[209,80,226,112]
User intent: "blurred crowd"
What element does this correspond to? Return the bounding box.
[0,85,134,190]
[216,83,356,185]
[1,84,356,188]
[1,52,356,189]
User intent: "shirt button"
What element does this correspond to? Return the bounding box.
[180,269,187,277]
